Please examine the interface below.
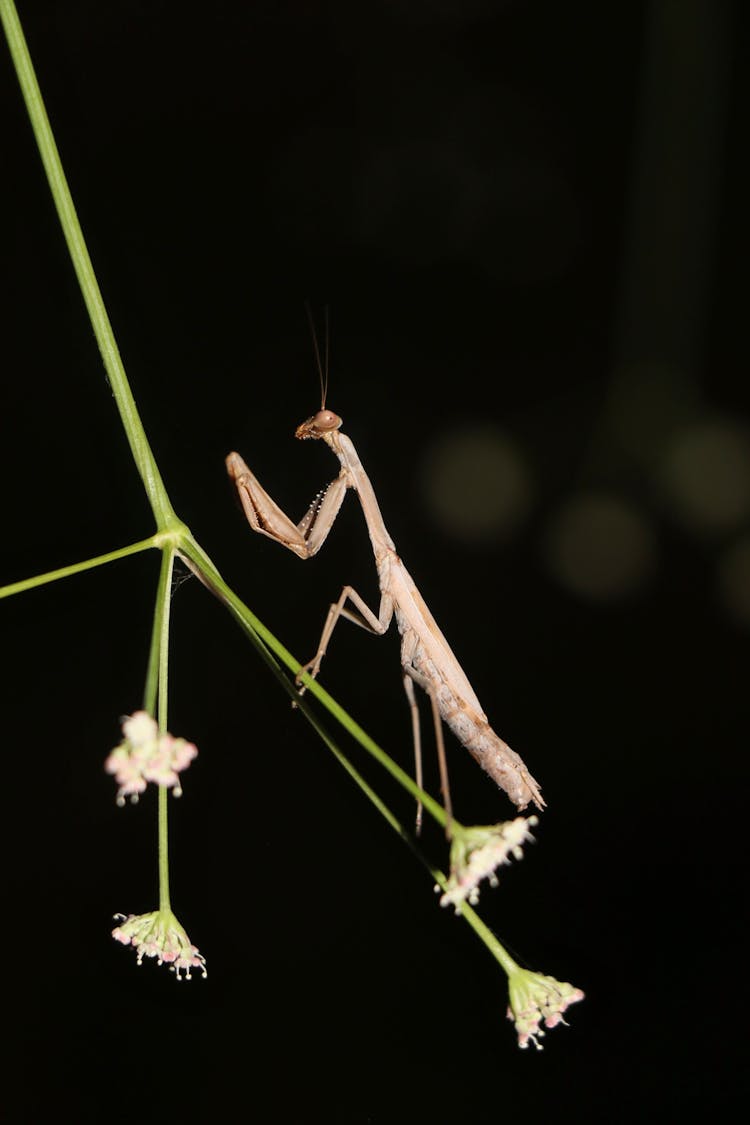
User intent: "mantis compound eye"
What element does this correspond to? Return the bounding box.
[296,410,343,439]
[313,409,342,431]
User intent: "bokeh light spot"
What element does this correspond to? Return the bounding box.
[418,424,532,543]
[544,493,657,601]
[658,420,750,534]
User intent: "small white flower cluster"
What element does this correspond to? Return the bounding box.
[507,969,585,1049]
[104,710,197,806]
[113,910,207,980]
[439,816,538,911]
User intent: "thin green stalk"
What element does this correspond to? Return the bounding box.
[143,549,175,716]
[157,551,175,731]
[156,551,175,912]
[158,785,171,914]
[0,0,176,530]
[141,548,176,911]
[0,536,159,600]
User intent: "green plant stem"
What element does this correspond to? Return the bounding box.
[157,551,174,731]
[0,536,159,600]
[142,548,176,912]
[157,785,171,914]
[0,0,176,530]
[144,548,174,716]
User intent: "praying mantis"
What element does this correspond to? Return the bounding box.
[225,337,544,830]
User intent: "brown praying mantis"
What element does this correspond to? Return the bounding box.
[225,338,544,832]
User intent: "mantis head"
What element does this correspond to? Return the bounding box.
[295,409,343,440]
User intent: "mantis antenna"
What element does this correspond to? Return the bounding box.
[304,302,330,410]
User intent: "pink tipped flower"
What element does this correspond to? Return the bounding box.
[439,817,538,911]
[104,711,198,805]
[112,909,207,980]
[506,967,585,1049]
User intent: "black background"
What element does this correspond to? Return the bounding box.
[1,1,746,1120]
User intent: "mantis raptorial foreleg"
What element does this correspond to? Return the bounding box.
[226,452,349,560]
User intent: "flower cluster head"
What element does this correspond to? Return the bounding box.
[439,816,538,911]
[507,967,584,1049]
[112,909,207,980]
[105,711,198,806]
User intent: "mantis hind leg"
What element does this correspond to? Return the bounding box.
[402,672,425,835]
[401,642,453,839]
